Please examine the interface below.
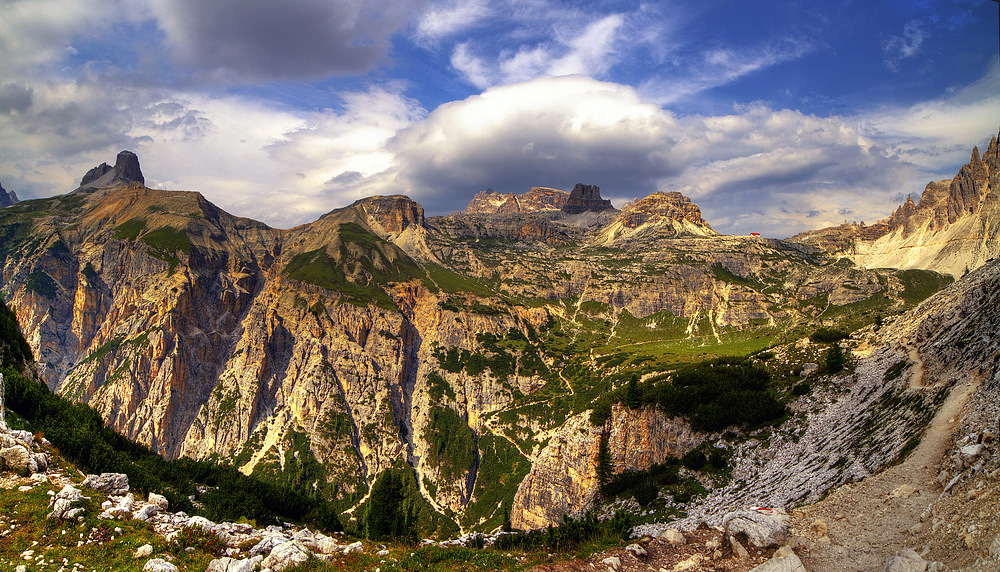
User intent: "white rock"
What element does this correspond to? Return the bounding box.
[723,508,790,548]
[601,556,621,571]
[206,556,263,572]
[133,504,160,522]
[143,559,178,572]
[148,492,168,511]
[625,543,647,558]
[81,473,129,496]
[660,528,685,545]
[343,541,363,554]
[260,540,311,571]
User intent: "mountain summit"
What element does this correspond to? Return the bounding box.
[80,150,145,187]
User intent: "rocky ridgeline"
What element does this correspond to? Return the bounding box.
[791,128,999,278]
[461,187,568,215]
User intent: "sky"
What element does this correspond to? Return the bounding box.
[0,0,998,237]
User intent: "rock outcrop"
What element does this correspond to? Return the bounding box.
[561,183,613,214]
[462,187,569,215]
[80,150,145,187]
[619,192,708,229]
[352,194,424,234]
[0,181,18,207]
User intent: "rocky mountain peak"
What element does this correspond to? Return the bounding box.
[80,150,144,187]
[113,150,144,184]
[561,183,613,214]
[353,194,425,233]
[618,191,710,230]
[463,189,519,215]
[462,187,569,215]
[0,181,18,207]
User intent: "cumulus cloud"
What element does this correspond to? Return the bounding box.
[450,9,628,88]
[149,0,422,81]
[883,20,926,71]
[385,76,678,212]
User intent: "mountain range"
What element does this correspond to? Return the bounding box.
[0,128,996,540]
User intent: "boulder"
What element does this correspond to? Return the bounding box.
[82,473,130,496]
[749,546,806,572]
[885,547,927,572]
[660,528,685,544]
[0,445,32,473]
[625,543,647,558]
[142,559,178,572]
[601,556,621,571]
[133,504,161,522]
[723,508,791,548]
[205,556,262,572]
[260,540,311,571]
[248,535,288,557]
[134,544,153,558]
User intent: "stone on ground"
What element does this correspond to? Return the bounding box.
[724,508,791,548]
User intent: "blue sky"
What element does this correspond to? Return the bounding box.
[0,0,997,236]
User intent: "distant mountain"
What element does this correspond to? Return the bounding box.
[462,187,569,215]
[0,181,19,207]
[790,128,999,277]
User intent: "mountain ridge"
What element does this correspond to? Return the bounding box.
[0,131,993,541]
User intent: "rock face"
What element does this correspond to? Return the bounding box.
[792,128,999,277]
[462,187,569,215]
[561,183,613,214]
[352,195,424,234]
[509,406,701,529]
[80,163,113,186]
[0,181,18,207]
[80,150,145,187]
[619,192,707,229]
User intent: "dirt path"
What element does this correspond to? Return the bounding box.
[790,377,978,571]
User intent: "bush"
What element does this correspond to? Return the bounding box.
[792,382,812,396]
[825,343,846,374]
[810,328,848,343]
[633,478,658,506]
[708,450,727,469]
[681,450,706,471]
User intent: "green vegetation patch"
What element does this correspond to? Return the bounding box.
[897,269,953,305]
[114,217,147,240]
[23,269,58,299]
[425,406,477,483]
[0,297,33,367]
[461,431,531,532]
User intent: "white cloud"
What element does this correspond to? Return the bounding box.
[883,20,926,71]
[0,0,145,77]
[640,38,815,105]
[415,0,491,42]
[450,8,628,88]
